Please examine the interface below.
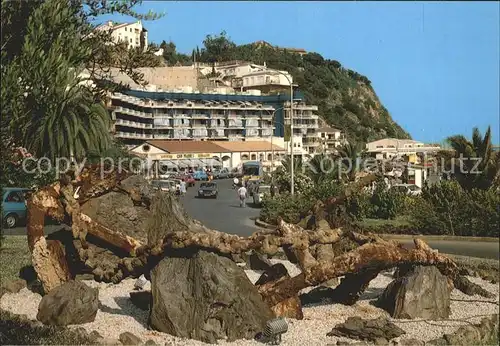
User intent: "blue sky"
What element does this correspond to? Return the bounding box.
[98,1,499,144]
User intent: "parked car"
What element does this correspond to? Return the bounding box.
[184,174,196,187]
[390,184,422,196]
[2,188,31,228]
[170,179,182,191]
[193,170,208,181]
[246,179,261,197]
[197,182,218,199]
[150,180,175,192]
[253,185,271,206]
[214,168,230,179]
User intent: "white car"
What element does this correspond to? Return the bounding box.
[390,184,422,196]
[253,185,271,206]
[150,180,175,192]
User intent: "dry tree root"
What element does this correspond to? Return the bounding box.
[26,169,494,307]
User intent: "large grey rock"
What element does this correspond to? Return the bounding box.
[80,175,154,242]
[248,252,272,271]
[327,316,405,343]
[119,331,142,345]
[37,280,99,326]
[377,266,451,319]
[149,250,274,343]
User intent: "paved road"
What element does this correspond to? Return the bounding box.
[181,178,261,237]
[4,179,499,259]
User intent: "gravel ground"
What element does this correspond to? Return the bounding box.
[1,261,498,346]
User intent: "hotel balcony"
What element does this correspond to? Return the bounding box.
[115,107,153,119]
[245,113,261,119]
[291,123,318,129]
[154,113,173,118]
[245,120,259,127]
[173,122,191,128]
[191,113,209,119]
[191,123,208,128]
[115,131,152,139]
[209,130,226,138]
[246,129,260,137]
[192,130,208,138]
[228,135,244,141]
[211,113,226,118]
[115,119,153,129]
[154,134,172,139]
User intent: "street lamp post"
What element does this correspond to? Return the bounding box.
[268,107,283,176]
[251,65,295,195]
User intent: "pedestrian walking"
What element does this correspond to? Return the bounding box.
[237,185,248,208]
[180,180,186,196]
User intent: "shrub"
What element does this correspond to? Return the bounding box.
[364,182,407,220]
[409,180,499,237]
[260,193,314,225]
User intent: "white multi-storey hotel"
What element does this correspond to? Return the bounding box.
[103,63,344,158]
[109,90,322,157]
[95,20,148,51]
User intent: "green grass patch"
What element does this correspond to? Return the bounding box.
[0,236,32,283]
[0,310,93,345]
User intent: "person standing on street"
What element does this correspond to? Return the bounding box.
[233,177,239,189]
[180,180,187,196]
[237,185,248,208]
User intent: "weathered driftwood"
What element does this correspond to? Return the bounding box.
[26,169,493,309]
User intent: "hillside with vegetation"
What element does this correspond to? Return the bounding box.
[156,32,411,143]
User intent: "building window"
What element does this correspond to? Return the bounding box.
[129,38,132,43]
[241,154,249,160]
[267,153,272,161]
[251,154,257,160]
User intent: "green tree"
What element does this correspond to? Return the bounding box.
[335,141,365,182]
[2,0,163,164]
[160,40,178,65]
[5,0,112,161]
[304,153,339,184]
[200,31,236,64]
[445,126,499,190]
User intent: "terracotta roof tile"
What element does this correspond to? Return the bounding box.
[214,141,285,152]
[145,140,285,153]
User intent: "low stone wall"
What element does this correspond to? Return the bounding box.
[428,314,499,345]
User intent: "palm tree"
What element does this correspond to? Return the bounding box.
[305,152,339,184]
[280,154,304,175]
[445,126,499,190]
[335,141,365,182]
[16,71,112,162]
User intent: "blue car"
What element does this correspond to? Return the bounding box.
[2,188,31,228]
[193,170,208,181]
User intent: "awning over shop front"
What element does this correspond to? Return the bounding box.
[200,158,222,167]
[159,160,176,168]
[158,158,222,169]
